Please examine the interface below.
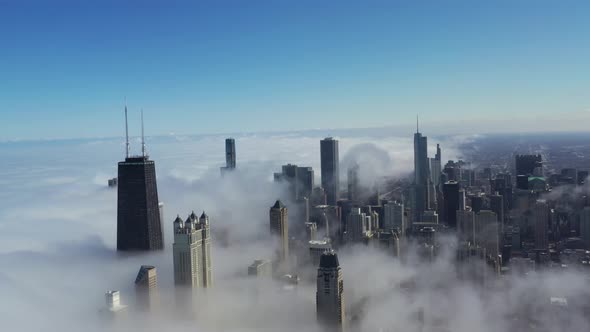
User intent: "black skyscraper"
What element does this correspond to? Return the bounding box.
[225,138,236,169]
[321,138,340,205]
[443,181,460,227]
[117,108,163,251]
[414,120,429,221]
[515,154,542,176]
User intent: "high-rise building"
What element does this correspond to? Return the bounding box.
[457,209,476,244]
[311,187,328,206]
[443,181,460,227]
[104,290,128,316]
[172,211,213,288]
[270,200,289,262]
[135,265,158,310]
[305,222,318,241]
[347,163,360,202]
[475,210,499,258]
[422,210,439,224]
[225,138,236,169]
[274,164,314,200]
[383,201,405,234]
[309,239,332,266]
[534,200,549,250]
[321,138,340,205]
[117,107,163,251]
[413,123,430,222]
[515,154,542,176]
[316,250,345,328]
[345,207,368,242]
[579,207,590,249]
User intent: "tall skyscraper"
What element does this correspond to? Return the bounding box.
[270,200,289,262]
[383,201,405,234]
[457,209,476,244]
[316,250,345,329]
[443,181,460,227]
[225,138,236,169]
[117,107,163,251]
[534,200,549,250]
[321,138,340,205]
[274,164,314,200]
[347,163,360,202]
[475,210,499,258]
[515,154,542,176]
[413,120,430,221]
[172,211,212,288]
[135,265,158,310]
[345,207,368,242]
[580,207,590,249]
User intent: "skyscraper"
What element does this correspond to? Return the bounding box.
[270,200,289,262]
[225,138,236,169]
[316,250,345,329]
[347,163,360,201]
[534,200,549,250]
[580,207,590,249]
[475,210,499,258]
[383,201,405,234]
[172,211,213,288]
[117,107,163,251]
[135,265,158,310]
[443,181,460,227]
[321,138,340,205]
[274,164,314,200]
[413,121,430,221]
[345,207,368,242]
[515,154,542,176]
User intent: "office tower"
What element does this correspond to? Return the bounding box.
[430,157,442,187]
[413,121,430,222]
[383,201,405,234]
[422,210,439,224]
[534,200,549,250]
[515,154,542,176]
[270,200,289,262]
[321,138,340,205]
[173,211,212,288]
[489,194,504,224]
[117,107,163,251]
[475,210,499,258]
[104,290,127,315]
[305,222,318,241]
[220,138,236,174]
[309,239,332,266]
[560,168,578,184]
[248,259,272,277]
[312,204,342,242]
[108,178,118,187]
[457,209,476,244]
[135,265,158,310]
[443,181,460,227]
[375,230,401,257]
[580,207,590,249]
[347,163,360,202]
[470,194,484,213]
[316,250,345,329]
[458,189,466,211]
[274,164,314,200]
[516,175,529,190]
[225,138,236,169]
[512,226,522,251]
[346,207,369,242]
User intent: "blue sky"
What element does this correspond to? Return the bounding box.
[1,0,589,140]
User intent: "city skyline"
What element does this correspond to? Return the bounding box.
[1,1,590,140]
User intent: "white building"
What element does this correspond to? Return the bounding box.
[346,208,368,242]
[173,211,212,288]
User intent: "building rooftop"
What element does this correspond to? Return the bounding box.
[319,250,340,268]
[272,200,286,209]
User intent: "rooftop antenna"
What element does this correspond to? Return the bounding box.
[416,114,419,133]
[124,98,130,158]
[141,109,146,158]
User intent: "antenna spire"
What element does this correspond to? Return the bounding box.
[141,109,146,158]
[124,99,130,158]
[416,114,419,133]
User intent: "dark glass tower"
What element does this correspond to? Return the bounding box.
[443,180,460,227]
[117,107,163,251]
[321,137,340,205]
[225,138,236,169]
[413,121,429,222]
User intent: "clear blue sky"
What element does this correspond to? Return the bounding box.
[1,0,589,140]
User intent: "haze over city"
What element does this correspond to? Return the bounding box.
[1,1,590,332]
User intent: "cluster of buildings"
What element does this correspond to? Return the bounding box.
[107,106,590,329]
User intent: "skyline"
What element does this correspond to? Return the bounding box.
[1,1,590,140]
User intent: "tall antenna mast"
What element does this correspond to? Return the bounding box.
[124,99,130,158]
[141,109,146,158]
[416,114,419,133]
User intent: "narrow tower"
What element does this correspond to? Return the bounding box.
[117,106,163,251]
[270,200,289,263]
[316,250,345,329]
